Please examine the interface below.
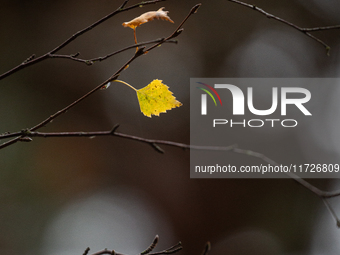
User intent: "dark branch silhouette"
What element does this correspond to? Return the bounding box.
[2,124,340,227]
[82,236,182,255]
[0,0,166,81]
[226,0,340,55]
[47,38,178,65]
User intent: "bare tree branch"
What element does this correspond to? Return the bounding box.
[0,126,236,152]
[141,235,159,255]
[3,125,340,226]
[322,198,340,227]
[0,0,166,81]
[83,247,91,255]
[148,242,182,255]
[47,38,178,65]
[144,3,201,52]
[3,124,340,223]
[0,3,200,150]
[302,24,340,32]
[82,236,182,255]
[226,0,340,55]
[90,249,113,255]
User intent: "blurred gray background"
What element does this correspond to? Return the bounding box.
[1,0,340,254]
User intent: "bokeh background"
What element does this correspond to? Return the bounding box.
[1,0,340,254]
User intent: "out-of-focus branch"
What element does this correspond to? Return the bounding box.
[3,125,340,227]
[226,0,340,55]
[200,242,211,255]
[3,126,340,194]
[0,0,166,81]
[232,147,340,227]
[231,147,340,198]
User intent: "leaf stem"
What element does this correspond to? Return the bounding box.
[114,80,138,91]
[133,28,139,52]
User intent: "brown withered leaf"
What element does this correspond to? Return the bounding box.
[122,7,174,29]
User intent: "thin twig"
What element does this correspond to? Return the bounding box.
[0,0,166,81]
[226,0,340,55]
[302,24,340,32]
[0,128,236,152]
[91,250,114,255]
[322,198,340,227]
[2,126,340,226]
[47,39,178,65]
[85,237,182,255]
[149,242,182,255]
[232,147,340,199]
[83,247,91,255]
[3,127,340,199]
[141,235,159,255]
[89,39,177,63]
[145,3,201,52]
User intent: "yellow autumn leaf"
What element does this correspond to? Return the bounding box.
[122,7,174,29]
[136,79,182,117]
[113,79,182,117]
